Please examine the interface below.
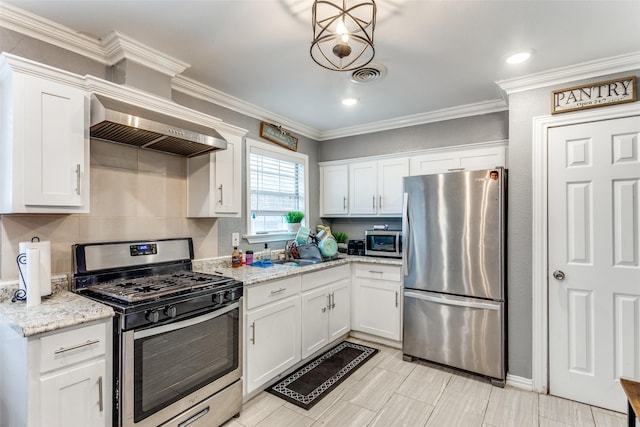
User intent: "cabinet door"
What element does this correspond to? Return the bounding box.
[328,279,350,342]
[40,359,106,427]
[353,278,401,340]
[24,76,87,207]
[458,146,506,171]
[214,135,241,214]
[245,295,301,393]
[320,165,349,215]
[349,161,377,215]
[409,152,458,176]
[301,287,329,359]
[377,158,409,215]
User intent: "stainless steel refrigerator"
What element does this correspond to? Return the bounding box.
[402,168,506,384]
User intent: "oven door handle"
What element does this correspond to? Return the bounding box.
[134,302,239,340]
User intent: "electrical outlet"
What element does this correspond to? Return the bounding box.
[231,232,240,247]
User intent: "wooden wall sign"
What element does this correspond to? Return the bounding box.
[552,76,636,114]
[260,122,299,151]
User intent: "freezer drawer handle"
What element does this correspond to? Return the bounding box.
[404,290,500,311]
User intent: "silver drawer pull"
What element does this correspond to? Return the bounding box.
[178,407,210,427]
[97,376,103,412]
[54,339,100,355]
[368,270,383,274]
[75,164,81,195]
[270,288,287,295]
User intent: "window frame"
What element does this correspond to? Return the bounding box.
[244,138,309,243]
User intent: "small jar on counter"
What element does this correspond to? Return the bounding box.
[245,250,253,265]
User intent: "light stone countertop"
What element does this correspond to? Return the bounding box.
[0,255,399,338]
[0,290,114,337]
[194,254,402,286]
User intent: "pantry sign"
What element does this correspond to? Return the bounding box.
[551,76,636,114]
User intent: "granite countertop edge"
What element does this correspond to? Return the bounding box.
[0,255,398,337]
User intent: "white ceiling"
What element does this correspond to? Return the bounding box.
[3,0,640,138]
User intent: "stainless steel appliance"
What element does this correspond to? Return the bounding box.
[364,229,402,258]
[72,238,243,427]
[402,168,506,385]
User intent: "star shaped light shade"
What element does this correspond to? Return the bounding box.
[311,0,376,71]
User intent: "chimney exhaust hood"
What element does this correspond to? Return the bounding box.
[90,94,227,157]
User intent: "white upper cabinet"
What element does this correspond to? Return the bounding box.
[321,157,409,217]
[0,55,89,213]
[410,144,506,176]
[377,158,409,215]
[320,164,349,216]
[349,161,378,215]
[187,125,247,218]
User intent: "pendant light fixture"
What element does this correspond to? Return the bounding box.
[311,0,376,71]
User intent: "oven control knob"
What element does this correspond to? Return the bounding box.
[145,310,160,323]
[213,292,224,304]
[164,306,177,318]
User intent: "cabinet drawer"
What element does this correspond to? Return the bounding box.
[40,322,107,373]
[353,263,401,282]
[302,264,350,292]
[246,275,301,310]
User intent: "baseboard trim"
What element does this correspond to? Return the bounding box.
[506,374,534,391]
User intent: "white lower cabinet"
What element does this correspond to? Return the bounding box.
[0,318,112,427]
[352,263,402,341]
[301,265,350,358]
[244,276,301,395]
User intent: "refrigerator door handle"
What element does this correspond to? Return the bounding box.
[404,290,501,311]
[402,192,409,277]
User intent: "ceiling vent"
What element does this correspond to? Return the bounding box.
[350,64,387,83]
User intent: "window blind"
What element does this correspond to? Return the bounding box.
[249,149,305,234]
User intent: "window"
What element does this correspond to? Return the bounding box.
[246,139,308,241]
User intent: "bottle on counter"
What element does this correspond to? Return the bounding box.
[245,250,253,265]
[231,246,242,268]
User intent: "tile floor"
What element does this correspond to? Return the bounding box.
[225,338,627,427]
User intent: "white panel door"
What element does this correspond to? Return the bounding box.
[320,165,349,215]
[301,287,329,359]
[548,115,640,412]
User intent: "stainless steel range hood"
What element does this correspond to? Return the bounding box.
[90,94,227,157]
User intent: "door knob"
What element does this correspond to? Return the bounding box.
[552,270,565,280]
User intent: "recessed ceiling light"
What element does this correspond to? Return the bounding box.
[506,50,533,64]
[342,98,358,106]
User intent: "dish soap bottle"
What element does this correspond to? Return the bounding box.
[231,246,242,268]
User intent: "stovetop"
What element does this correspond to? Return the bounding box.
[86,271,234,303]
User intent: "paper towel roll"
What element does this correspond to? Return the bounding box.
[19,240,51,296]
[26,248,41,307]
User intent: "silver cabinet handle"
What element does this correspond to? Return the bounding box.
[270,288,286,295]
[97,376,103,412]
[331,292,336,309]
[395,291,398,307]
[75,164,81,195]
[322,306,327,313]
[379,195,383,210]
[372,195,376,210]
[218,184,223,205]
[250,322,255,344]
[54,339,100,355]
[343,196,347,211]
[553,270,565,280]
[368,270,383,274]
[447,168,465,172]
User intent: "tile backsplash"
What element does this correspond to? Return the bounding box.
[0,140,219,280]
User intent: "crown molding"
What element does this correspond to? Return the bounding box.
[100,31,189,76]
[0,3,189,77]
[0,2,105,63]
[317,99,508,141]
[172,74,321,140]
[497,51,640,96]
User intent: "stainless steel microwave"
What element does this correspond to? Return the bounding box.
[364,230,402,258]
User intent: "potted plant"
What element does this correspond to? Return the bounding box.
[284,211,305,233]
[333,232,348,253]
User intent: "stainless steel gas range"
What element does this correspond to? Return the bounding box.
[72,238,243,427]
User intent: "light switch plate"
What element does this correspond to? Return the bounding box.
[232,232,240,247]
